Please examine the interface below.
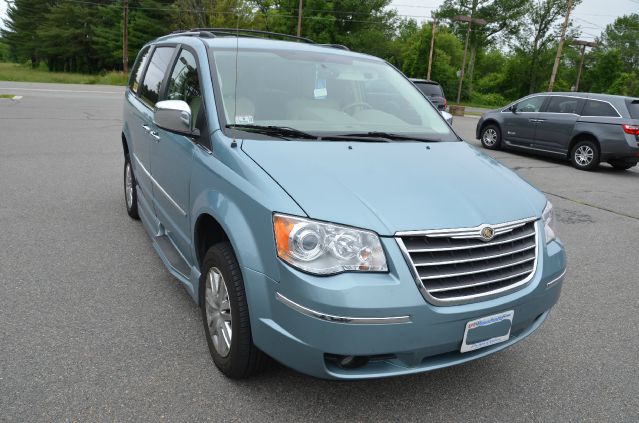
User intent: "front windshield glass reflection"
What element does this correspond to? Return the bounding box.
[212,46,457,141]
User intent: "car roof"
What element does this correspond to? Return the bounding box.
[155,32,384,63]
[533,91,636,101]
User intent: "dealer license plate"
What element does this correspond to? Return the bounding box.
[460,310,514,353]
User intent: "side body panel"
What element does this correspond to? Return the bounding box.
[533,111,581,155]
[502,111,540,147]
[124,81,156,223]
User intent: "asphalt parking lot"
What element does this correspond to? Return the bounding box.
[1,81,638,422]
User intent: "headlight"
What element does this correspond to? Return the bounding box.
[273,214,388,275]
[542,201,557,243]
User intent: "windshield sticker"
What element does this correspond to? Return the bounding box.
[314,78,327,100]
[235,115,254,124]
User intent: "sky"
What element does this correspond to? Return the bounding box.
[390,0,639,42]
[0,0,636,41]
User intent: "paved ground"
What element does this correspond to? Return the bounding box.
[1,81,638,422]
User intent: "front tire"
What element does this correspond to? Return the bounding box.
[124,156,139,219]
[201,242,266,379]
[570,140,600,171]
[480,124,501,150]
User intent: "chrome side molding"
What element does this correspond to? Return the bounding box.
[275,293,410,325]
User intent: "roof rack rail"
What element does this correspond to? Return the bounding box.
[185,28,316,44]
[319,44,350,51]
[167,29,216,39]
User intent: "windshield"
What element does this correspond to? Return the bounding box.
[211,46,457,141]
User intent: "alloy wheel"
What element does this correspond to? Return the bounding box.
[575,145,594,167]
[205,267,232,357]
[125,163,133,209]
[483,128,497,146]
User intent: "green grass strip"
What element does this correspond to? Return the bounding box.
[0,62,127,86]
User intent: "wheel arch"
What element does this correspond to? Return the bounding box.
[194,213,230,270]
[121,132,130,157]
[479,119,501,138]
[194,213,231,305]
[480,118,500,131]
[568,132,600,159]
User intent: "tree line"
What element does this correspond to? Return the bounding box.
[1,0,637,104]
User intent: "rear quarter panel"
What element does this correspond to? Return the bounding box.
[573,119,632,159]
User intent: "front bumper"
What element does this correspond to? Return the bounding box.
[245,237,566,380]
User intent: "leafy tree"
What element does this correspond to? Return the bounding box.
[436,0,531,95]
[128,0,177,64]
[512,0,581,93]
[1,0,55,67]
[598,13,639,73]
[394,21,463,97]
[0,38,9,62]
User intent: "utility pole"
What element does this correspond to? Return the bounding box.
[123,0,129,74]
[296,0,303,37]
[426,18,437,80]
[548,0,573,92]
[571,39,597,91]
[454,13,486,103]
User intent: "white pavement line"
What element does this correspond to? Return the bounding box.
[0,87,122,95]
[12,96,23,100]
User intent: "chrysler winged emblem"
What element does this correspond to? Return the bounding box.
[480,226,495,241]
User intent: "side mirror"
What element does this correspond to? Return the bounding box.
[508,104,518,113]
[154,100,199,137]
[440,110,453,125]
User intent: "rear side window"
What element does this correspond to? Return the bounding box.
[415,83,443,97]
[139,47,175,107]
[626,100,639,119]
[546,96,579,114]
[582,100,619,117]
[129,46,150,93]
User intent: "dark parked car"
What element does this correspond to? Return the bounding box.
[410,79,447,111]
[476,92,639,170]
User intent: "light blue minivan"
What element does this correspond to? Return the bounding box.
[121,29,567,380]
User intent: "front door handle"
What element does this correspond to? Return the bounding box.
[142,124,151,132]
[149,131,161,142]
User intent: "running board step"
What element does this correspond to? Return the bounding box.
[155,235,190,277]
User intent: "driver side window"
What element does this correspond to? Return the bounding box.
[516,96,546,113]
[167,49,203,131]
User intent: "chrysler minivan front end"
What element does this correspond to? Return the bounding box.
[123,33,566,381]
[237,137,566,380]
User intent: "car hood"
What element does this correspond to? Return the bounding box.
[241,140,546,235]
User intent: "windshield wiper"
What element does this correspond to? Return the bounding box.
[329,132,442,142]
[226,124,318,140]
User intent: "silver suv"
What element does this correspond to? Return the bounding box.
[476,92,639,171]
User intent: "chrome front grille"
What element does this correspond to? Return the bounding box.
[396,218,538,305]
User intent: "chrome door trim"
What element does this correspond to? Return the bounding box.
[504,141,567,156]
[275,293,411,324]
[133,155,187,216]
[501,95,622,118]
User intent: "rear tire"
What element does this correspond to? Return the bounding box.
[570,140,600,171]
[480,124,501,150]
[124,156,139,219]
[201,242,266,379]
[609,161,635,171]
